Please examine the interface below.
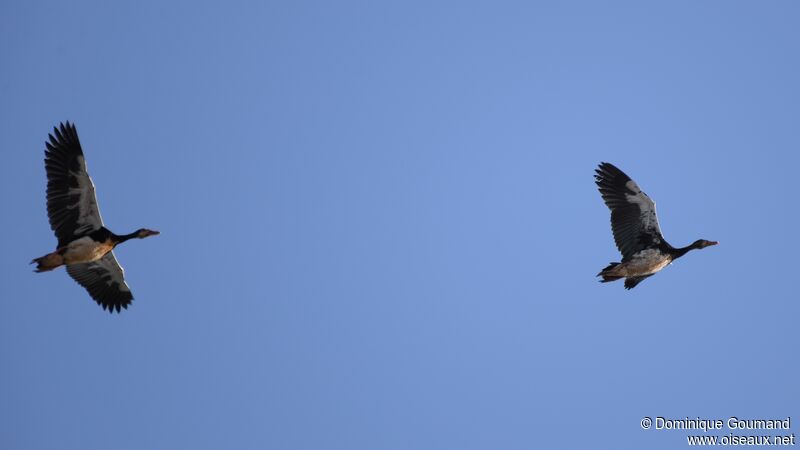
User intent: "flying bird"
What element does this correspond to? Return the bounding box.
[594,162,717,289]
[32,122,159,312]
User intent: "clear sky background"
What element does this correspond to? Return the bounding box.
[1,1,798,449]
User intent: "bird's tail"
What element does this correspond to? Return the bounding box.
[31,252,64,272]
[597,262,623,283]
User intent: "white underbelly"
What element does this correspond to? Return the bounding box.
[626,249,672,275]
[62,236,114,264]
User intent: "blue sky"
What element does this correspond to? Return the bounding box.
[1,1,798,449]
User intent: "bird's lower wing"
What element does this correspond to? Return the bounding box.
[66,252,133,313]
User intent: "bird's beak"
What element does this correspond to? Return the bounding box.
[708,241,719,246]
[148,230,160,237]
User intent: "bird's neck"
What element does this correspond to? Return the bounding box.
[670,242,702,259]
[112,231,139,244]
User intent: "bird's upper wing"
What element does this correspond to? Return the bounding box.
[595,162,664,260]
[44,122,105,247]
[66,252,133,313]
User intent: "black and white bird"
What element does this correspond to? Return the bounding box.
[32,122,159,312]
[594,162,717,289]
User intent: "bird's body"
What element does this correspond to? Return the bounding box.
[33,227,144,270]
[32,122,158,312]
[594,162,717,289]
[59,234,115,265]
[608,248,672,277]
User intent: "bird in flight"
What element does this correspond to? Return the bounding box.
[594,162,717,289]
[32,122,159,312]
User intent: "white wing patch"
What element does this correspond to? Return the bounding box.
[98,252,131,293]
[624,180,663,241]
[69,155,105,236]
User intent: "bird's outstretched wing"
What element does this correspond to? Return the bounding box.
[44,122,105,247]
[595,162,664,260]
[66,252,133,313]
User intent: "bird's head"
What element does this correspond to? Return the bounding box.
[136,228,160,239]
[693,239,718,249]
